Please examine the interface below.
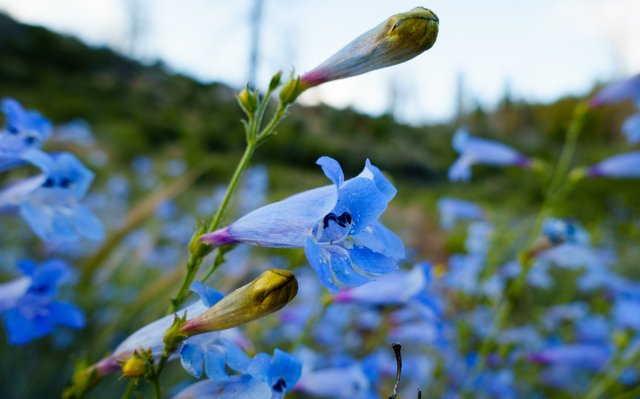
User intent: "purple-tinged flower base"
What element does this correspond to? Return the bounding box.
[200,226,240,246]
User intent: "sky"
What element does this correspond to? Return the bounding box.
[0,0,639,124]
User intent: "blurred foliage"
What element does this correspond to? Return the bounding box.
[1,12,640,398]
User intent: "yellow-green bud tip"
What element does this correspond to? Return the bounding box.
[300,6,439,87]
[121,355,146,378]
[182,269,298,335]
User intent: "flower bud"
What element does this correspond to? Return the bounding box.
[121,352,147,378]
[181,269,298,335]
[237,85,258,116]
[300,7,439,88]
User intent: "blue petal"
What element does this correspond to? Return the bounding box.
[349,245,399,276]
[70,204,104,241]
[352,222,404,260]
[333,178,387,236]
[180,342,204,378]
[227,185,337,248]
[17,259,38,276]
[448,155,473,182]
[328,249,371,287]
[247,352,271,382]
[269,349,302,392]
[3,308,53,345]
[174,375,271,399]
[20,202,53,240]
[190,282,224,308]
[361,160,396,201]
[204,346,229,380]
[452,128,470,153]
[316,156,344,187]
[219,338,251,372]
[48,301,85,329]
[623,113,640,145]
[304,237,339,291]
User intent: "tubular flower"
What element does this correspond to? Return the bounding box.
[0,152,104,241]
[589,74,640,107]
[0,98,53,172]
[201,157,405,291]
[586,151,640,178]
[0,259,84,345]
[94,271,296,377]
[437,197,485,230]
[448,128,531,182]
[300,7,439,88]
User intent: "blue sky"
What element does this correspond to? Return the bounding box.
[1,0,638,124]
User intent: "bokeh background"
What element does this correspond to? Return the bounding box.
[1,1,640,398]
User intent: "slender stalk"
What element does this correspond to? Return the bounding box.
[583,344,640,399]
[119,380,136,399]
[208,143,256,232]
[460,102,588,397]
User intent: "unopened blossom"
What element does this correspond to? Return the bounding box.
[94,271,296,377]
[0,152,103,241]
[437,197,485,230]
[300,7,439,88]
[586,151,640,178]
[0,259,84,345]
[202,156,404,291]
[0,98,52,172]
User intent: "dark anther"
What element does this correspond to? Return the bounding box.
[43,177,55,188]
[24,136,37,145]
[7,125,18,134]
[272,378,287,393]
[59,177,72,189]
[323,213,337,228]
[336,212,352,227]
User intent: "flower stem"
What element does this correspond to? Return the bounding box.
[460,102,588,397]
[119,380,136,399]
[584,343,640,399]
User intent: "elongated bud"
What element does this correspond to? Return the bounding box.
[181,269,298,335]
[300,7,439,88]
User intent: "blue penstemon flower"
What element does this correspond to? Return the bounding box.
[0,98,53,172]
[202,156,404,291]
[0,151,104,241]
[0,259,85,345]
[448,128,531,182]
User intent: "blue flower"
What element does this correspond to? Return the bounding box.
[179,333,251,380]
[0,152,104,241]
[174,349,302,399]
[587,151,640,178]
[0,259,84,345]
[100,282,226,372]
[334,262,432,306]
[590,74,640,107]
[622,113,640,144]
[437,197,485,230]
[542,218,589,245]
[296,361,377,399]
[528,344,611,371]
[0,98,53,172]
[202,157,404,291]
[448,128,531,182]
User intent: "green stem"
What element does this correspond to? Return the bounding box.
[461,102,588,397]
[584,344,640,399]
[208,143,256,232]
[200,247,229,284]
[120,380,136,399]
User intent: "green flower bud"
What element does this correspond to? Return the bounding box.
[300,7,439,88]
[181,269,298,335]
[121,351,148,378]
[237,85,258,116]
